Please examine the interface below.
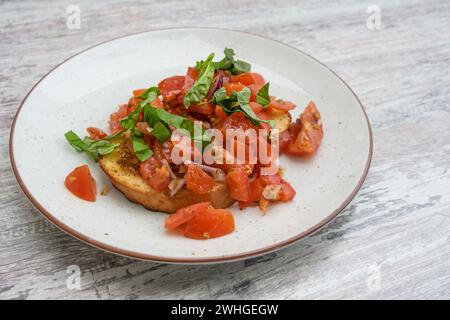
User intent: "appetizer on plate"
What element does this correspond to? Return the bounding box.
[64,48,323,240]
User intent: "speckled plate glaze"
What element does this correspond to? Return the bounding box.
[10,28,372,264]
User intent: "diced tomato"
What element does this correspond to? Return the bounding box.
[109,104,129,134]
[279,181,296,202]
[183,67,198,92]
[224,82,245,96]
[215,105,227,120]
[185,164,214,194]
[86,127,107,141]
[231,72,265,86]
[239,177,263,208]
[189,101,215,115]
[151,97,164,109]
[216,111,254,133]
[249,101,263,113]
[286,101,323,156]
[279,129,292,153]
[140,157,170,191]
[165,202,210,230]
[184,208,235,239]
[267,97,296,112]
[260,174,283,186]
[260,174,296,202]
[226,167,251,202]
[65,165,96,202]
[248,84,262,102]
[133,88,147,97]
[158,75,185,103]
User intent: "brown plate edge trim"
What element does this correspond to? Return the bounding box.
[9,27,373,264]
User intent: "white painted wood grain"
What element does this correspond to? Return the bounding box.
[1,0,449,299]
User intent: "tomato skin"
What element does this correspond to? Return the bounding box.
[224,82,245,96]
[158,76,185,103]
[188,101,215,115]
[185,164,215,194]
[65,165,97,202]
[86,127,107,141]
[232,72,265,86]
[279,181,296,202]
[239,177,263,208]
[267,97,296,112]
[183,67,198,92]
[248,84,262,102]
[151,97,164,109]
[184,208,235,239]
[165,202,210,230]
[287,101,323,156]
[140,157,170,191]
[109,104,129,133]
[215,105,227,120]
[260,174,296,202]
[226,167,251,202]
[133,88,147,97]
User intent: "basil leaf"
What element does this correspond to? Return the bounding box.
[231,60,251,75]
[104,129,126,140]
[65,130,87,152]
[132,135,152,162]
[214,87,274,128]
[64,130,120,161]
[156,108,185,128]
[138,86,159,101]
[256,82,271,107]
[97,143,119,155]
[152,122,171,142]
[212,48,251,75]
[183,53,215,107]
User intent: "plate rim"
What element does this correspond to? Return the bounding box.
[9,27,373,264]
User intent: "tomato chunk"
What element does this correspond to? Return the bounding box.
[185,164,214,194]
[184,208,235,239]
[133,88,147,97]
[65,165,96,202]
[231,72,265,86]
[140,157,170,191]
[165,202,210,230]
[109,104,129,134]
[158,75,185,103]
[287,101,323,156]
[226,167,251,202]
[224,82,245,96]
[86,127,107,141]
[267,97,296,112]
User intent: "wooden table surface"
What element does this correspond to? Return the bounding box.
[1,0,449,300]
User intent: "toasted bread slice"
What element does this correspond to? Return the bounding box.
[99,141,235,213]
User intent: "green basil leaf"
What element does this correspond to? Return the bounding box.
[132,135,153,162]
[152,122,171,142]
[256,82,271,107]
[138,86,160,101]
[155,108,185,128]
[97,143,119,155]
[143,105,159,126]
[212,48,251,75]
[183,53,215,107]
[65,130,121,161]
[104,129,126,140]
[120,118,135,130]
[65,130,87,152]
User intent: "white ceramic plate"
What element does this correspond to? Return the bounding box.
[10,28,372,264]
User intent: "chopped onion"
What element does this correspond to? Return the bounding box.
[169,178,185,196]
[161,159,176,179]
[262,185,282,201]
